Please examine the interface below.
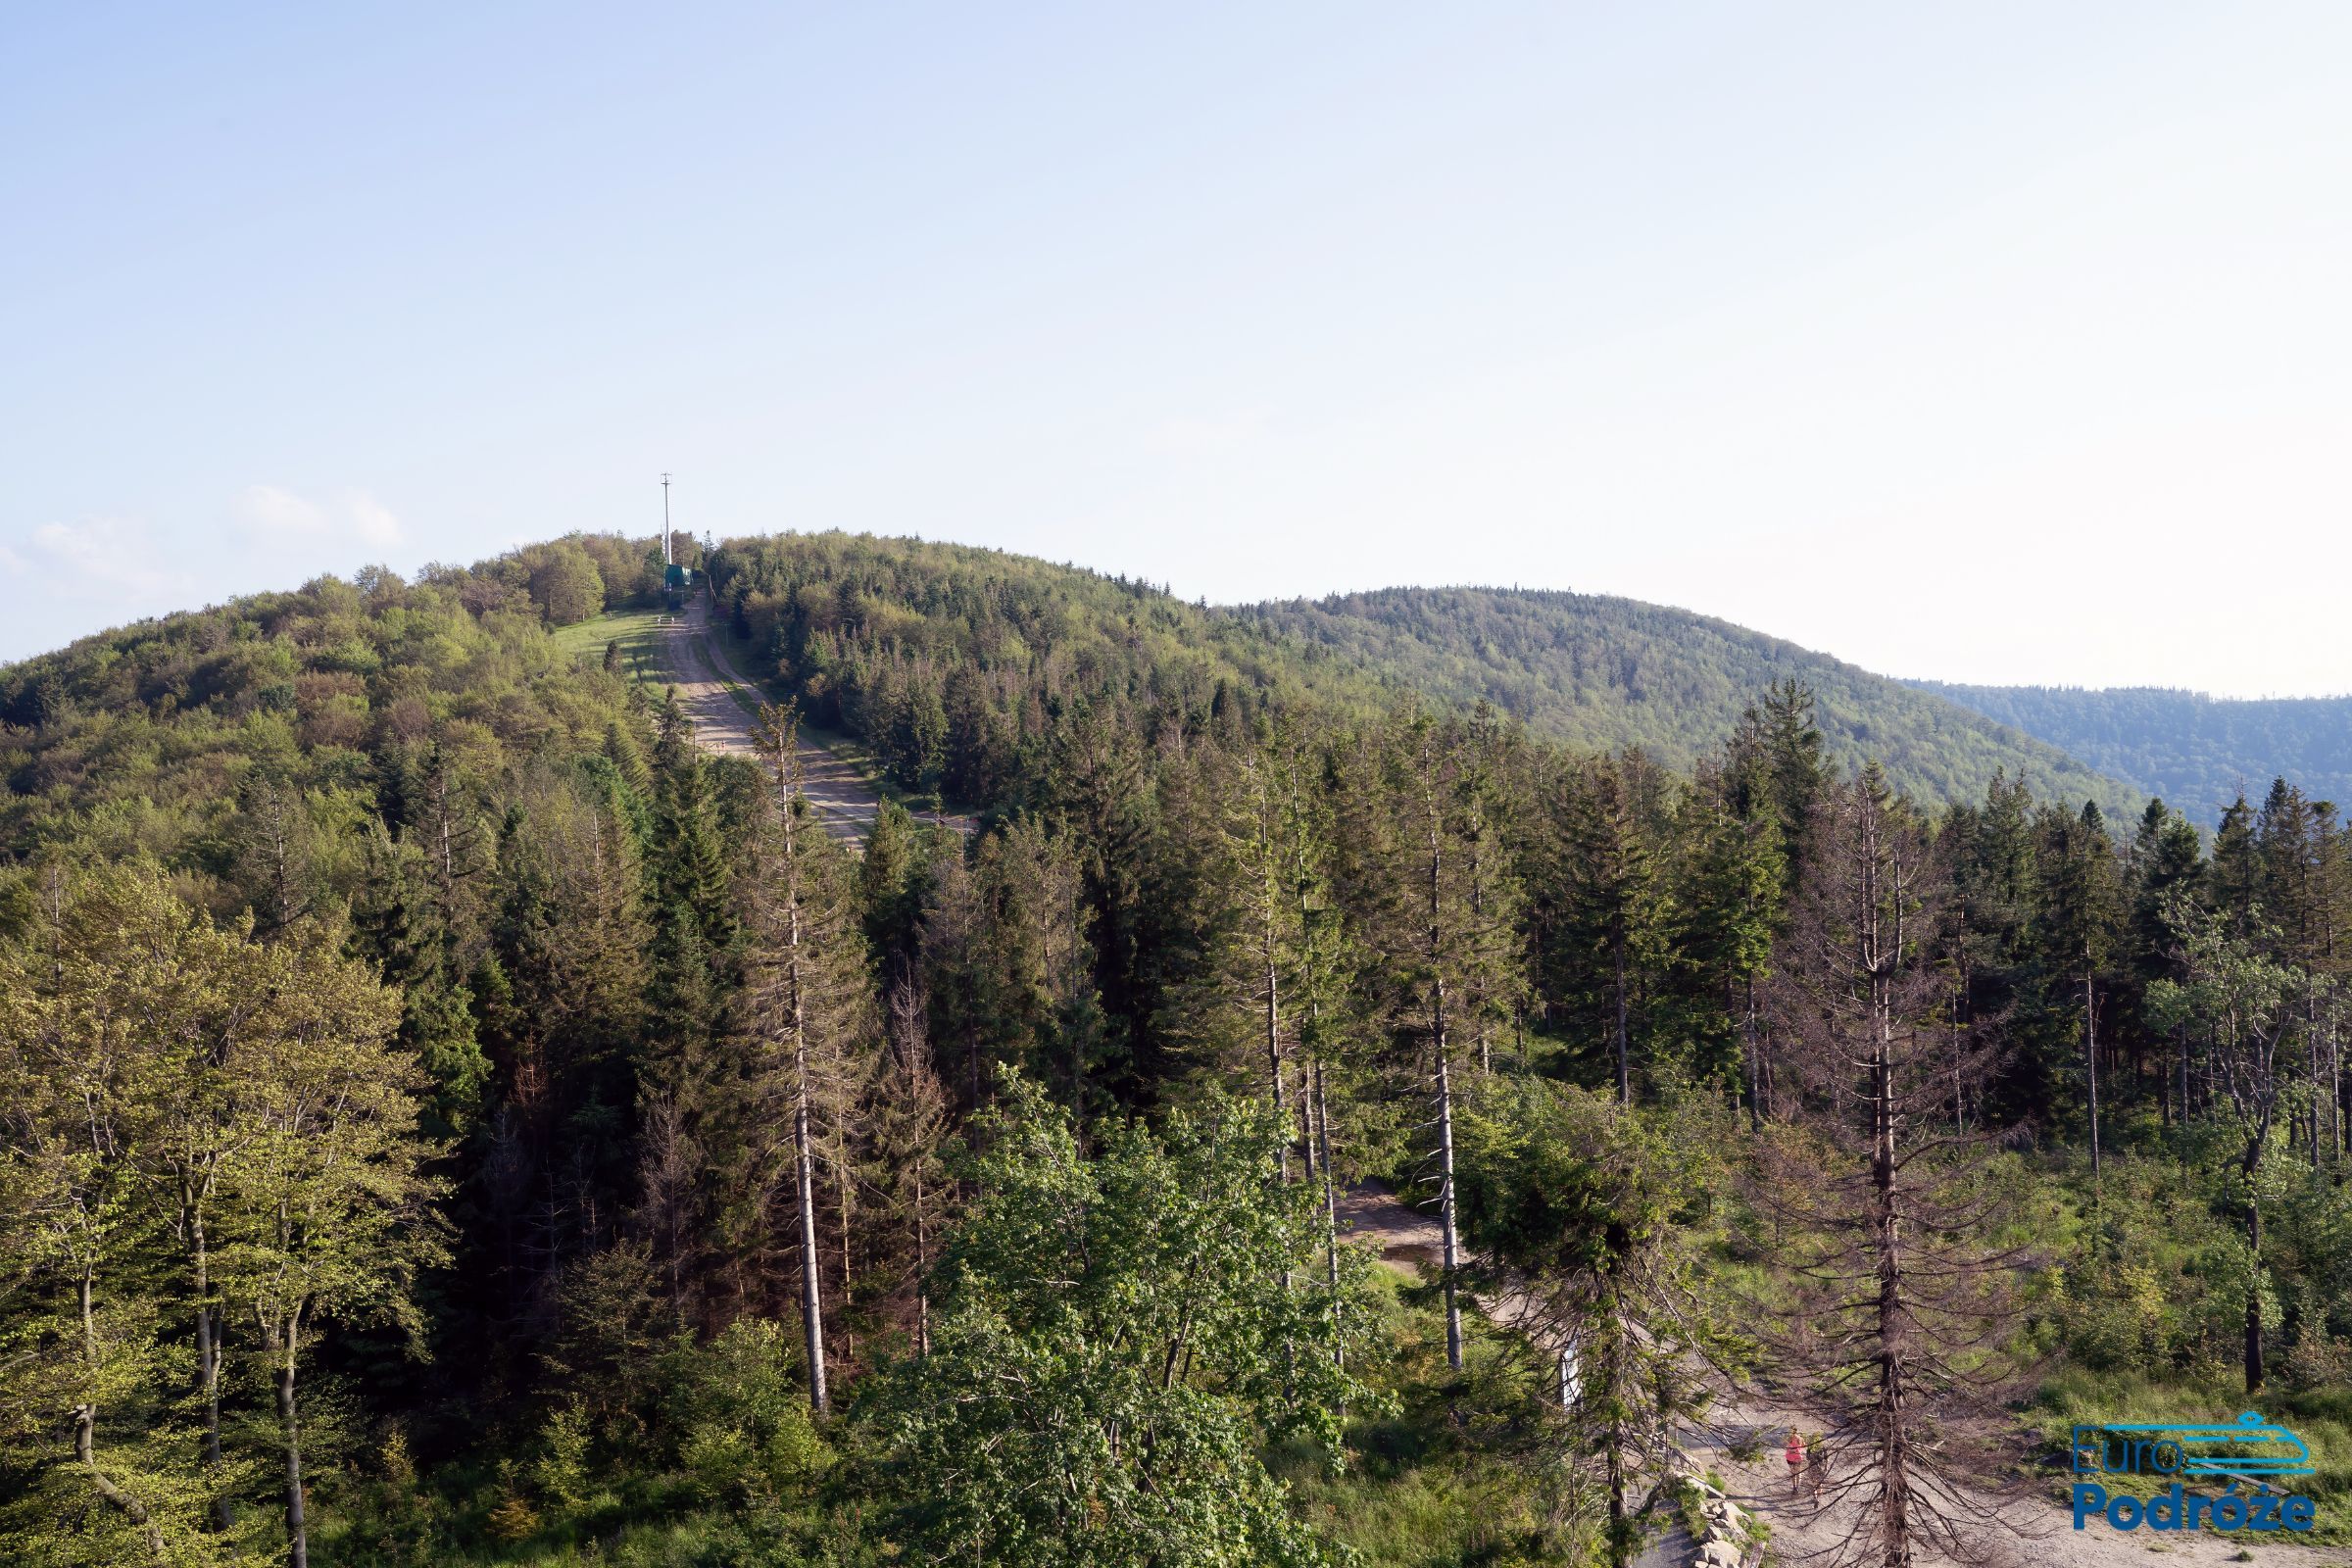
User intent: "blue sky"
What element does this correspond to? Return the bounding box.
[6,3,2349,695]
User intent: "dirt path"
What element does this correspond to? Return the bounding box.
[642,598,904,845]
[643,598,869,841]
[1338,1185,2345,1567]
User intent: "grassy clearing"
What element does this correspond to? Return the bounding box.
[550,608,675,687]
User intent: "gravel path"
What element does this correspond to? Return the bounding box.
[641,597,926,845]
[1339,1185,2346,1567]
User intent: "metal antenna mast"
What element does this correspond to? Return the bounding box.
[662,472,672,565]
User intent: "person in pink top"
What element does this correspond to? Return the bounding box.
[1785,1429,1807,1495]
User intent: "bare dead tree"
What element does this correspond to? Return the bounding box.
[632,1091,703,1332]
[1761,766,2034,1568]
[873,972,952,1356]
[742,702,877,1413]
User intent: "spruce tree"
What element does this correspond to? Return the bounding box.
[2037,802,2122,1181]
[2125,800,2205,1124]
[1459,1079,1750,1567]
[1544,758,1667,1104]
[2211,794,2262,933]
[739,704,877,1413]
[1380,712,1524,1370]
[1675,770,1785,1126]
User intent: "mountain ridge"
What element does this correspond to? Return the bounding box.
[1228,582,2140,819]
[1910,680,2352,826]
[0,536,2145,825]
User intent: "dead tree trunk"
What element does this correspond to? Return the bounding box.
[2083,971,2101,1185]
[1423,760,1465,1373]
[1315,1060,1344,1369]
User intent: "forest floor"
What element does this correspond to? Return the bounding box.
[1336,1186,2348,1568]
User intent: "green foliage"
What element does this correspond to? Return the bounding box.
[524,544,607,627]
[0,863,439,1565]
[1277,1272,1565,1567]
[853,1075,1386,1567]
[9,528,2352,1566]
[1242,586,2137,815]
[1457,1078,1751,1562]
[1917,681,2352,828]
[665,1322,830,1510]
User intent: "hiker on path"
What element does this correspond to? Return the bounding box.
[1785,1429,1806,1496]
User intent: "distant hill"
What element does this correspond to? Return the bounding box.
[1908,682,2352,826]
[1230,587,2139,818]
[1,537,2142,839]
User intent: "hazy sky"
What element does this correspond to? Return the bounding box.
[6,4,2349,695]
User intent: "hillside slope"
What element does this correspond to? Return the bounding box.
[1,536,2141,852]
[1231,586,2138,817]
[1910,682,2352,826]
[702,537,2134,815]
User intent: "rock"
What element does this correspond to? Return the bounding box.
[1697,1540,1744,1568]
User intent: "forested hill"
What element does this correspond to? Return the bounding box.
[1911,681,2352,827]
[1229,586,2138,817]
[9,527,2352,1566]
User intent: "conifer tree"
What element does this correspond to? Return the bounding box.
[858,799,931,984]
[1277,731,1369,1355]
[1544,758,1667,1104]
[1380,713,1523,1370]
[867,976,953,1354]
[1460,1080,1750,1567]
[965,817,1104,1116]
[1675,771,1784,1126]
[2125,800,2205,1124]
[650,692,737,957]
[2038,802,2122,1180]
[1454,708,1527,1077]
[740,704,877,1413]
[350,818,491,1137]
[2257,779,2337,1160]
[397,739,487,941]
[1750,679,1830,893]
[2211,794,2262,933]
[1232,744,1303,1173]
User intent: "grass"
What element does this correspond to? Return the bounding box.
[2025,1364,2352,1546]
[550,607,676,688]
[1273,1267,1591,1566]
